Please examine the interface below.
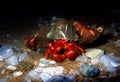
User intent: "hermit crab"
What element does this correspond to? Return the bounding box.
[45,39,85,62]
[23,18,103,62]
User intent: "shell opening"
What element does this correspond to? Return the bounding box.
[97,26,103,33]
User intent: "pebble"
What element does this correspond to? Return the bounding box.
[49,60,56,64]
[76,55,88,63]
[85,48,104,59]
[27,66,64,81]
[6,65,17,70]
[80,63,100,78]
[27,70,39,80]
[41,66,64,75]
[18,52,28,62]
[5,55,18,66]
[38,58,50,67]
[38,58,56,67]
[0,48,14,59]
[99,55,120,68]
[13,71,23,78]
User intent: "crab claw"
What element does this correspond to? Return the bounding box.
[24,37,37,50]
[53,54,66,62]
[64,41,84,60]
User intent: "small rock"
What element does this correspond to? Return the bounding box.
[6,65,17,70]
[5,55,18,66]
[38,58,49,67]
[18,52,28,62]
[0,48,14,59]
[27,70,39,80]
[49,60,56,64]
[76,55,88,63]
[99,55,120,68]
[13,71,23,78]
[42,66,64,75]
[80,63,100,78]
[38,58,56,67]
[85,48,104,59]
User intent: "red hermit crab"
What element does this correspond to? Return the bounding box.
[23,18,103,62]
[45,39,85,62]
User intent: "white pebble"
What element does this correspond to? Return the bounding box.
[38,58,49,67]
[6,65,17,70]
[13,71,23,78]
[42,66,64,75]
[49,60,56,64]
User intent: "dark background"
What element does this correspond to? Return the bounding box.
[0,1,120,23]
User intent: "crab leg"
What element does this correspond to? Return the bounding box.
[76,46,85,54]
